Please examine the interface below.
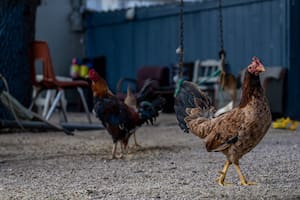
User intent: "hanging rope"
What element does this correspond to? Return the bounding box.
[217,0,226,107]
[216,0,238,108]
[218,0,225,60]
[177,0,184,79]
[174,0,184,97]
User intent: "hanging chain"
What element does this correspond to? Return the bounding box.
[174,0,184,97]
[218,0,225,59]
[176,0,184,79]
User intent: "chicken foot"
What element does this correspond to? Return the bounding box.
[120,142,129,156]
[233,163,257,186]
[216,160,233,186]
[111,142,124,159]
[111,143,118,159]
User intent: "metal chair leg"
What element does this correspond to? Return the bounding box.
[59,90,68,122]
[42,90,55,117]
[29,87,43,111]
[45,90,63,120]
[77,87,92,123]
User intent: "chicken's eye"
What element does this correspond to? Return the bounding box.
[248,65,255,74]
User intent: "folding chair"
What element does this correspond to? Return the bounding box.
[29,40,92,123]
[192,59,222,106]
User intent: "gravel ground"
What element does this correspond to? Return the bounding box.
[0,113,300,200]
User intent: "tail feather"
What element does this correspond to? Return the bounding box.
[136,79,158,102]
[174,81,213,133]
[138,96,166,124]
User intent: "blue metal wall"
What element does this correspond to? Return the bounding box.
[85,0,300,118]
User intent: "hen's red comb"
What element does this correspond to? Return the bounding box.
[88,68,100,81]
[248,56,265,74]
[252,56,263,67]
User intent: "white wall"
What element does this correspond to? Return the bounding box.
[35,0,85,76]
[85,0,205,12]
[35,0,86,109]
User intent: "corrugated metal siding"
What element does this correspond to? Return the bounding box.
[85,0,300,118]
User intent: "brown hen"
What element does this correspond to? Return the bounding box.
[124,85,141,148]
[174,57,272,186]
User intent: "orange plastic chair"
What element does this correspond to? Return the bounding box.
[29,40,92,123]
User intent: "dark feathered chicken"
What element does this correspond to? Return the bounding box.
[88,69,165,159]
[124,85,166,148]
[174,57,272,186]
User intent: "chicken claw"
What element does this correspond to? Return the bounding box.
[116,153,124,159]
[133,143,142,149]
[216,171,233,186]
[233,164,257,186]
[110,152,124,159]
[216,160,233,186]
[111,142,124,159]
[240,180,257,186]
[217,179,233,186]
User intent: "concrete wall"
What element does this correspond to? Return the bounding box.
[35,0,85,76]
[34,0,87,109]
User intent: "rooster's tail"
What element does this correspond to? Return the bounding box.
[136,79,157,102]
[174,81,213,133]
[138,96,166,125]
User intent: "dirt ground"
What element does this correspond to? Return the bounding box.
[0,113,300,200]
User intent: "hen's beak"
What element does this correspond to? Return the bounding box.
[256,65,265,73]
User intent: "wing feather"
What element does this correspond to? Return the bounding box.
[203,108,246,152]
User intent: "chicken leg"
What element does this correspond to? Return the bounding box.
[132,133,141,149]
[111,142,124,159]
[120,142,128,156]
[233,163,257,186]
[216,160,233,186]
[111,143,117,159]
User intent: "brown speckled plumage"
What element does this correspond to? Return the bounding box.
[175,57,272,185]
